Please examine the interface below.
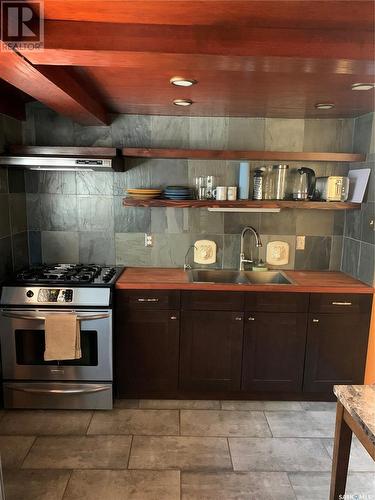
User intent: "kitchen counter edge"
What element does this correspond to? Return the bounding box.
[115,268,374,294]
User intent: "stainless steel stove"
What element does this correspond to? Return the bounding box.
[0,264,123,410]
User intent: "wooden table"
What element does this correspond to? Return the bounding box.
[330,385,375,499]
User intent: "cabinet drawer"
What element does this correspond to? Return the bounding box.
[309,294,373,314]
[245,292,309,312]
[182,291,244,311]
[116,290,180,310]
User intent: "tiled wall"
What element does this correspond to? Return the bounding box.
[342,113,375,286]
[0,114,29,281]
[23,102,355,271]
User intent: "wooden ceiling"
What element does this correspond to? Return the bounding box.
[0,1,374,124]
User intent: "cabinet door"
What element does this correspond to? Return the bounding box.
[242,313,307,392]
[115,310,179,396]
[303,313,370,393]
[180,311,244,392]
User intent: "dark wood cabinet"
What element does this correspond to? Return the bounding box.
[115,288,372,399]
[303,312,371,393]
[115,309,180,396]
[180,310,244,391]
[242,312,308,392]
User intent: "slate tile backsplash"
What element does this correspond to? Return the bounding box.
[0,115,28,281]
[295,236,332,271]
[9,103,373,284]
[342,113,375,285]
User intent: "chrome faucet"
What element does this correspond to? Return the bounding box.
[239,226,262,271]
[184,245,197,271]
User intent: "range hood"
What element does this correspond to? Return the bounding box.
[0,146,124,172]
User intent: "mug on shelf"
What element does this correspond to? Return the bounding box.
[227,186,237,200]
[213,186,228,200]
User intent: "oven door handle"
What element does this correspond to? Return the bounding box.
[7,384,110,395]
[1,312,110,321]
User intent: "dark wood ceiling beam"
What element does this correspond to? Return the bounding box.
[23,50,375,79]
[0,43,109,125]
[18,21,374,62]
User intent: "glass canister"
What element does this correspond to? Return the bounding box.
[206,175,216,200]
[262,166,273,200]
[272,164,289,200]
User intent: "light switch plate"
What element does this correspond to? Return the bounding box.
[296,235,305,250]
[194,240,217,265]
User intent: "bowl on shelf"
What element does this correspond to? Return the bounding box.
[126,188,162,199]
[164,186,194,200]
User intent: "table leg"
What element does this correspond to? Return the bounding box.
[329,401,353,500]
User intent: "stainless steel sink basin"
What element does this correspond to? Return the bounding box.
[187,269,248,284]
[187,269,293,285]
[244,271,293,284]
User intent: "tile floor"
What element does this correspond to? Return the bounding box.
[0,400,374,499]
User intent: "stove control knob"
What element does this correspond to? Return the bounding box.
[26,290,34,298]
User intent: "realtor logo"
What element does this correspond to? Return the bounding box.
[1,1,44,50]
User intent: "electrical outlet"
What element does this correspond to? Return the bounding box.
[144,233,153,247]
[296,235,305,250]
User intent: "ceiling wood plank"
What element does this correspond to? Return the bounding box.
[19,21,374,62]
[40,1,374,31]
[0,44,109,125]
[65,65,374,118]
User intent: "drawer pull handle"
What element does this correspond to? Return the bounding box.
[137,298,159,302]
[170,316,178,320]
[235,316,242,321]
[331,301,352,306]
[312,318,319,323]
[248,317,255,321]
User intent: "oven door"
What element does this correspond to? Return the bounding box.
[0,308,112,381]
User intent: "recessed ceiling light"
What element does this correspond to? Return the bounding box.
[170,77,197,87]
[351,83,375,91]
[315,103,335,110]
[173,99,193,106]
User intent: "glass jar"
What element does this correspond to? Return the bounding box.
[272,164,289,200]
[262,166,273,200]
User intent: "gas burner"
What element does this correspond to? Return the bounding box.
[14,264,119,286]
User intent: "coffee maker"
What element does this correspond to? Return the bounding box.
[292,167,316,200]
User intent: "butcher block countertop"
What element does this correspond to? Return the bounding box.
[116,268,374,294]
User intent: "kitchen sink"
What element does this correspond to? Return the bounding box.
[187,269,248,284]
[244,271,293,285]
[187,269,293,285]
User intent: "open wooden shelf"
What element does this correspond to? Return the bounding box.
[122,148,365,163]
[7,145,366,164]
[123,198,361,210]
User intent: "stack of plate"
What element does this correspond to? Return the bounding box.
[127,188,162,199]
[164,186,193,200]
